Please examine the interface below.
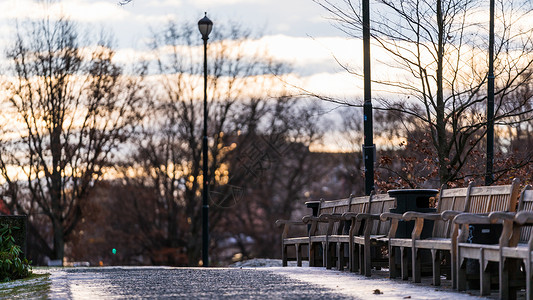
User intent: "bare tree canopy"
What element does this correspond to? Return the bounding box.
[112,20,326,265]
[0,17,145,263]
[316,0,533,185]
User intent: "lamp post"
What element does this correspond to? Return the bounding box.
[486,0,495,185]
[198,12,213,267]
[362,0,375,195]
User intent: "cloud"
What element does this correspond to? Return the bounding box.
[190,0,266,6]
[230,35,364,77]
[149,0,184,8]
[0,0,130,22]
[112,34,367,98]
[298,72,363,98]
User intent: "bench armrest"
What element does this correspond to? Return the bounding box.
[319,213,345,221]
[302,215,320,224]
[441,210,462,221]
[303,214,339,223]
[489,211,515,222]
[275,219,305,227]
[453,213,492,225]
[355,213,381,222]
[276,219,308,239]
[402,211,443,221]
[343,212,360,220]
[380,212,403,222]
[516,211,533,225]
[380,212,403,238]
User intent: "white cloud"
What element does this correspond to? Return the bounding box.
[149,0,184,8]
[0,0,130,22]
[58,1,131,22]
[297,72,363,98]
[191,0,266,6]
[0,0,44,20]
[133,13,178,25]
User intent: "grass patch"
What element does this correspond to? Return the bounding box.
[0,273,50,299]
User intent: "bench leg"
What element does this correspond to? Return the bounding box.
[351,243,360,273]
[364,241,372,277]
[412,247,421,283]
[282,244,287,267]
[500,257,508,300]
[401,247,409,280]
[295,244,302,267]
[359,244,364,275]
[450,250,456,289]
[480,249,491,296]
[432,249,441,286]
[527,258,532,300]
[457,256,467,291]
[324,242,330,269]
[337,242,344,271]
[389,245,398,279]
[309,242,315,267]
[349,241,354,272]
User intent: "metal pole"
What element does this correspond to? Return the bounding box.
[202,36,210,267]
[363,0,374,195]
[486,0,495,185]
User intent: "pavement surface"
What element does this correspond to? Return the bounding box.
[49,267,355,299]
[0,263,498,299]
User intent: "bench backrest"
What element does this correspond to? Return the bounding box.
[350,195,371,215]
[516,186,533,244]
[367,193,397,236]
[318,197,353,215]
[432,183,472,238]
[315,196,354,236]
[342,195,372,235]
[466,179,520,214]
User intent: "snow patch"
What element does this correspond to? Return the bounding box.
[230,258,309,268]
[231,259,491,299]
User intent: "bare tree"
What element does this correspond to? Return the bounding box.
[116,20,326,265]
[316,0,533,185]
[1,17,144,264]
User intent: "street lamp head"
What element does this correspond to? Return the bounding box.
[198,12,213,41]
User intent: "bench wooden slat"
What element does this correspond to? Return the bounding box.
[277,194,373,268]
[309,195,372,269]
[453,180,524,296]
[496,186,533,299]
[350,194,396,276]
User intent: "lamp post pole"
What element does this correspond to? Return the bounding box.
[198,12,213,267]
[363,0,374,195]
[486,0,495,185]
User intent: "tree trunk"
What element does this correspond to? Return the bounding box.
[436,0,449,186]
[52,218,65,264]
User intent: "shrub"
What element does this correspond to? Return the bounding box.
[0,224,31,281]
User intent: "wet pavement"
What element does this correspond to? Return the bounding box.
[4,267,352,299]
[1,265,496,299]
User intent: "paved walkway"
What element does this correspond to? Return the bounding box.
[1,265,497,299]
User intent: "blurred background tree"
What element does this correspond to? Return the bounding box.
[0,17,145,265]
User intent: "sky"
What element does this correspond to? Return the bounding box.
[0,0,386,152]
[0,0,368,101]
[0,1,520,106]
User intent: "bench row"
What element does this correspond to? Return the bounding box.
[276,178,533,299]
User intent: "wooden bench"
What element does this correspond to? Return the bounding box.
[312,192,395,273]
[276,195,369,267]
[382,183,472,284]
[307,195,370,268]
[345,193,396,276]
[454,185,533,298]
[421,181,519,287]
[504,198,533,300]
[382,179,520,288]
